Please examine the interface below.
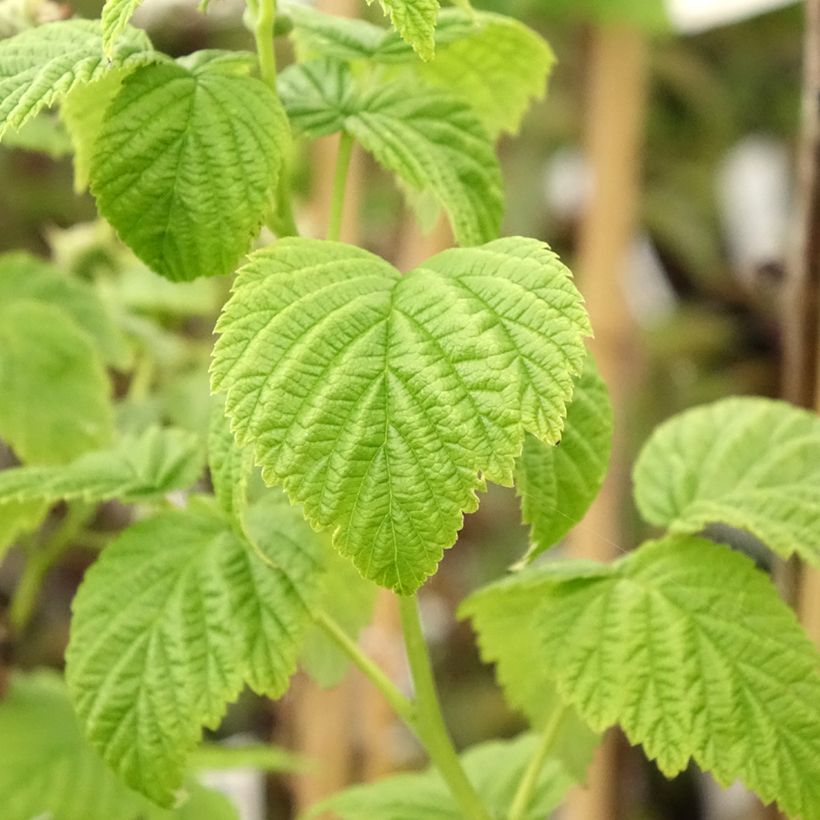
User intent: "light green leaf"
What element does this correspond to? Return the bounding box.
[0,427,203,506]
[0,251,130,368]
[2,111,73,156]
[90,55,288,281]
[633,397,820,567]
[101,0,144,57]
[62,68,127,192]
[515,357,612,561]
[212,237,589,593]
[189,742,307,773]
[0,671,238,820]
[300,545,378,687]
[208,400,254,521]
[0,500,47,562]
[367,0,439,60]
[0,300,113,464]
[279,59,502,246]
[288,4,474,62]
[0,19,154,139]
[413,11,555,137]
[460,558,606,731]
[67,493,324,805]
[310,731,591,819]
[530,536,820,818]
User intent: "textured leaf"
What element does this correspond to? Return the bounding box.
[208,400,254,521]
[0,251,130,368]
[212,237,589,592]
[61,68,127,192]
[289,4,474,62]
[0,300,113,464]
[300,545,378,687]
[0,427,203,506]
[67,493,324,804]
[368,0,439,60]
[0,671,238,820]
[310,731,591,819]
[279,59,502,246]
[413,11,555,137]
[102,0,144,56]
[516,358,612,560]
[526,536,820,818]
[0,19,154,138]
[90,56,288,281]
[633,397,820,567]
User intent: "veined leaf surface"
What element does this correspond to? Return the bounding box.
[212,237,589,592]
[633,397,820,567]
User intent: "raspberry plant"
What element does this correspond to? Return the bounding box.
[1,1,820,819]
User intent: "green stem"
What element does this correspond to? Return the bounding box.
[507,701,569,820]
[251,0,277,89]
[326,131,354,242]
[398,595,493,820]
[10,504,92,631]
[314,610,414,723]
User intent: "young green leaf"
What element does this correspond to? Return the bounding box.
[633,397,820,567]
[300,545,378,687]
[412,11,554,138]
[496,536,820,818]
[309,731,592,819]
[279,58,502,246]
[66,493,324,805]
[211,237,589,593]
[101,0,144,57]
[0,300,113,464]
[0,19,154,139]
[0,427,203,506]
[368,0,439,60]
[90,55,288,281]
[0,251,130,368]
[0,671,238,820]
[515,358,613,561]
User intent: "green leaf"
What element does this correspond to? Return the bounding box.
[0,500,47,562]
[0,671,238,820]
[367,0,440,60]
[410,10,554,137]
[545,0,669,31]
[460,559,606,730]
[61,68,127,192]
[515,357,612,561]
[101,0,144,57]
[208,400,254,521]
[90,55,288,282]
[0,251,131,368]
[212,236,589,593]
[279,59,502,246]
[300,545,378,687]
[0,19,154,139]
[525,536,820,818]
[2,111,73,156]
[633,397,820,567]
[66,493,324,805]
[0,426,203,506]
[188,742,307,773]
[310,731,591,819]
[0,300,113,464]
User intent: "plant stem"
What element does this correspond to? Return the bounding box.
[397,595,492,820]
[326,131,354,242]
[314,610,414,723]
[10,503,92,631]
[508,701,569,820]
[251,0,277,89]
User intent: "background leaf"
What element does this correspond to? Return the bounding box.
[90,56,288,281]
[633,397,820,566]
[515,357,613,560]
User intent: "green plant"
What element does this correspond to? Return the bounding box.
[1,2,819,819]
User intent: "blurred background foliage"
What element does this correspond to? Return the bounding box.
[0,0,807,817]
